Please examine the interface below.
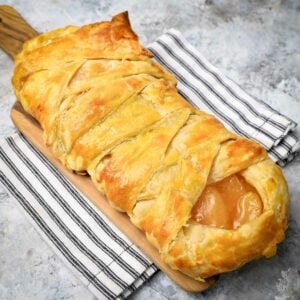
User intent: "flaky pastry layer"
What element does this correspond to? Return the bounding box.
[12,12,289,281]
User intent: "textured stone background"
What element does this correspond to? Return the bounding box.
[0,0,299,299]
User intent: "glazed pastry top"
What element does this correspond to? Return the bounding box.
[12,12,289,280]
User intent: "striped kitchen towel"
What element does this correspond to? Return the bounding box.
[0,134,157,300]
[148,29,299,166]
[0,28,299,300]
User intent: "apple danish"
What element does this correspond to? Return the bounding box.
[12,12,289,281]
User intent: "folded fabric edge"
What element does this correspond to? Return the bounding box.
[149,28,299,165]
[85,240,157,299]
[0,133,158,300]
[87,265,158,300]
[272,120,298,147]
[164,28,298,134]
[270,138,300,167]
[119,265,158,299]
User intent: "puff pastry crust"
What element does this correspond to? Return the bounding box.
[12,12,289,281]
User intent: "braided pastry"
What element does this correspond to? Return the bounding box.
[12,12,289,281]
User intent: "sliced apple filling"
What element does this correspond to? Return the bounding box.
[191,174,263,230]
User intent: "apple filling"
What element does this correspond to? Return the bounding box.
[191,174,263,230]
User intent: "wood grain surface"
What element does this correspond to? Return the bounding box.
[0,5,38,58]
[0,4,214,292]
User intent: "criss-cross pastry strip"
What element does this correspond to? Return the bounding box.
[12,12,289,281]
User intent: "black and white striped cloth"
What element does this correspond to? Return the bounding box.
[0,29,299,300]
[0,134,157,300]
[148,29,299,166]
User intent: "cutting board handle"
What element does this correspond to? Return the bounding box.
[0,5,38,59]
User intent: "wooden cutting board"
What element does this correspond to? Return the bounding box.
[0,5,215,292]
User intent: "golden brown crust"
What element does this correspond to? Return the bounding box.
[162,159,288,279]
[12,12,289,281]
